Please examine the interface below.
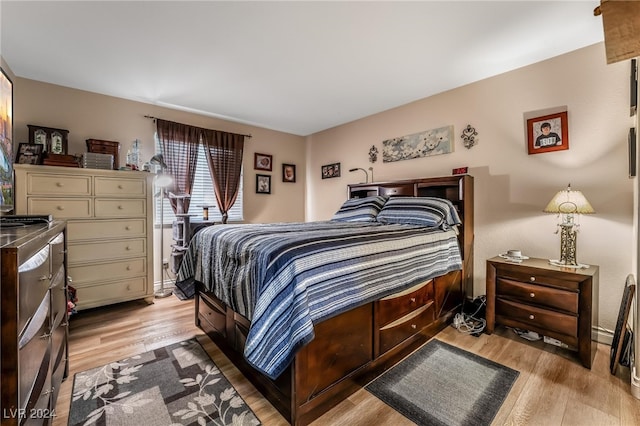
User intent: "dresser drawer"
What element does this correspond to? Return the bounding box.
[76,277,147,308]
[26,173,91,196]
[28,197,92,219]
[18,310,50,411]
[496,277,578,314]
[67,219,146,241]
[379,304,434,354]
[95,177,146,197]
[69,257,146,284]
[496,298,577,338]
[49,232,65,273]
[18,246,51,335]
[198,294,227,338]
[68,238,146,263]
[378,280,433,326]
[95,198,146,217]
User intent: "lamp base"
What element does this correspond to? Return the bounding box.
[154,288,173,298]
[549,259,589,269]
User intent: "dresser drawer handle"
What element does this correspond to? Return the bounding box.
[530,292,535,298]
[118,205,124,210]
[39,275,48,281]
[55,182,64,187]
[410,297,416,304]
[125,226,131,230]
[529,314,535,320]
[126,265,131,271]
[67,276,73,283]
[56,206,64,211]
[39,332,52,340]
[529,276,536,282]
[411,324,417,329]
[42,387,55,396]
[125,246,131,251]
[118,184,124,189]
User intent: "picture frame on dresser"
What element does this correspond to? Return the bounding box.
[27,124,69,155]
[16,143,43,165]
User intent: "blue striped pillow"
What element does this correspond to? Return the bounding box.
[331,196,388,222]
[376,197,461,227]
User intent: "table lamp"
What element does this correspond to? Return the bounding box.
[543,184,595,268]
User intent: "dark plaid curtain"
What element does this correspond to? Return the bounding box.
[201,129,245,224]
[155,119,200,214]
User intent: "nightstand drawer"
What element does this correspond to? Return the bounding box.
[496,268,580,291]
[496,298,577,338]
[496,277,578,314]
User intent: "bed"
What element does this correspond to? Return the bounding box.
[178,175,474,425]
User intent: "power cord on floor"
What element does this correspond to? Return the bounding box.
[453,295,487,335]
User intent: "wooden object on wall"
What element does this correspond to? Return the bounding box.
[595,0,640,64]
[610,274,635,375]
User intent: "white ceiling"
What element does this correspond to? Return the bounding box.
[1,1,605,136]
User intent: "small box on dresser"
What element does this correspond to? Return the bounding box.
[13,164,154,310]
[486,256,599,368]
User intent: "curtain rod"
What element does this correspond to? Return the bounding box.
[144,115,252,139]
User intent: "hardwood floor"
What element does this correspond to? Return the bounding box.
[54,296,640,426]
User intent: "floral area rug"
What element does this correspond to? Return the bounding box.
[68,338,261,426]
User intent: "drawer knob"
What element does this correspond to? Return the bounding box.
[56,182,64,187]
[67,276,73,283]
[410,297,416,304]
[39,275,48,281]
[118,205,124,210]
[411,324,417,329]
[529,276,536,282]
[125,226,131,230]
[126,284,131,290]
[126,265,131,270]
[530,292,535,298]
[118,184,124,189]
[40,332,52,340]
[529,314,535,320]
[126,246,131,251]
[57,206,64,211]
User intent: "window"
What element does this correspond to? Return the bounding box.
[154,138,243,225]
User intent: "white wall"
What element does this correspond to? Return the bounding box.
[306,43,634,335]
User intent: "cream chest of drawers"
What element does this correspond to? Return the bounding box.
[15,164,154,310]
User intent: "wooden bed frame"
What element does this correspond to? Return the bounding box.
[195,175,474,425]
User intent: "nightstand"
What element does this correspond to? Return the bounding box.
[486,256,599,368]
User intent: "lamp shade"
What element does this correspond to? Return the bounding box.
[543,184,595,214]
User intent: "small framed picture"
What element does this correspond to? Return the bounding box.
[282,163,296,182]
[27,124,69,154]
[256,174,271,194]
[321,162,341,179]
[254,152,273,171]
[16,143,44,165]
[527,111,569,155]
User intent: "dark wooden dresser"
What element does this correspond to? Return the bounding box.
[1,221,69,425]
[486,256,599,368]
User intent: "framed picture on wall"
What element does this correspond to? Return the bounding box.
[254,153,273,171]
[526,111,569,155]
[321,162,341,179]
[256,174,271,194]
[282,164,296,182]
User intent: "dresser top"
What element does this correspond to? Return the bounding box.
[487,256,599,277]
[0,221,65,249]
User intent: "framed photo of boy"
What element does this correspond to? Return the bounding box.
[254,153,273,171]
[256,174,271,194]
[527,111,569,155]
[282,164,296,182]
[16,143,44,165]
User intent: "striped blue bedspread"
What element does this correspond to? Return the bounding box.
[178,220,462,379]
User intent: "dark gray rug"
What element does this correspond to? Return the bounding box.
[69,338,260,426]
[366,339,519,426]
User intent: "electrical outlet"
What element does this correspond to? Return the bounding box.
[162,259,169,270]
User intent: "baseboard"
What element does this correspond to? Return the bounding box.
[593,326,613,346]
[154,279,175,292]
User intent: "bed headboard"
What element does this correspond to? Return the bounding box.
[348,175,474,297]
